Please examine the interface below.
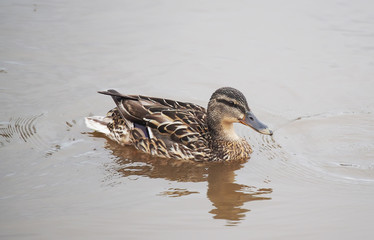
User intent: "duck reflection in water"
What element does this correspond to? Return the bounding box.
[100,135,272,225]
[207,163,272,225]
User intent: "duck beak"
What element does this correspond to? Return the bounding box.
[239,111,273,135]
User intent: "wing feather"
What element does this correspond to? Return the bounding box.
[100,90,209,150]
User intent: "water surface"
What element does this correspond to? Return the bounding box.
[1,0,374,239]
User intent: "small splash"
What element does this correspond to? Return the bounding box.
[246,134,287,162]
[43,119,81,157]
[44,144,61,157]
[65,120,76,131]
[45,139,84,158]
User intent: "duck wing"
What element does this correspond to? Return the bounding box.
[99,90,208,147]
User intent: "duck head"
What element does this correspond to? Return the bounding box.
[207,87,273,140]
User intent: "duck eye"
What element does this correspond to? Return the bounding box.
[216,98,238,108]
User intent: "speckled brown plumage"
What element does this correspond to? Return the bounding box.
[86,87,272,162]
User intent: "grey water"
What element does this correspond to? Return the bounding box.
[1,0,374,239]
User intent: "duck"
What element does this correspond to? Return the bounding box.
[85,87,273,162]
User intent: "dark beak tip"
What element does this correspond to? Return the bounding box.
[263,128,273,136]
[244,111,273,136]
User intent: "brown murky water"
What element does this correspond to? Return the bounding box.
[1,0,374,239]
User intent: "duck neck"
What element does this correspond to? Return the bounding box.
[208,118,240,141]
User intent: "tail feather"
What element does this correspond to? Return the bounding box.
[98,90,137,103]
[85,116,111,134]
[85,115,133,145]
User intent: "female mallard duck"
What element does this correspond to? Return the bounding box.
[85,87,272,162]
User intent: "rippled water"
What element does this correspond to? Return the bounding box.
[1,0,374,239]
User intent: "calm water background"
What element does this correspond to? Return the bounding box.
[1,0,374,239]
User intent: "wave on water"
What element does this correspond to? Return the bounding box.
[270,111,374,184]
[0,114,47,149]
[0,115,83,158]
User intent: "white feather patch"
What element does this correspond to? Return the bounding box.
[85,116,110,134]
[147,126,154,138]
